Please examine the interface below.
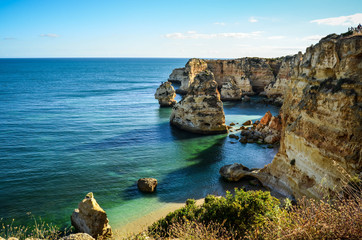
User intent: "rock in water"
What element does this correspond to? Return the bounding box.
[154,82,176,107]
[170,70,228,134]
[219,163,251,181]
[138,178,158,192]
[71,192,112,239]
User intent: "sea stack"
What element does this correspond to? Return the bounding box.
[154,81,177,107]
[71,192,112,239]
[170,70,228,134]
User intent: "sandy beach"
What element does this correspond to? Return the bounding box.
[114,199,205,238]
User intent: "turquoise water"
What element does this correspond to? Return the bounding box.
[0,58,279,228]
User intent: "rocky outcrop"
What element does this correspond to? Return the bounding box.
[138,178,158,193]
[170,70,228,134]
[154,82,176,107]
[238,112,282,144]
[222,33,362,199]
[71,193,112,239]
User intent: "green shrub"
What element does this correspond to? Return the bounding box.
[148,188,281,238]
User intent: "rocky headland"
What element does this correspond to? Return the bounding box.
[168,32,361,199]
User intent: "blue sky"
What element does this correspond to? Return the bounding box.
[0,0,361,58]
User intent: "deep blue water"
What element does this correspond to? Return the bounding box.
[0,58,279,228]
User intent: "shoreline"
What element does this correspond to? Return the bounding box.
[114,199,205,238]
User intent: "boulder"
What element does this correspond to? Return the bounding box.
[154,82,177,107]
[243,95,251,102]
[170,70,228,134]
[62,233,95,240]
[268,116,282,131]
[71,193,112,239]
[260,111,272,125]
[229,134,239,140]
[242,120,252,126]
[219,163,251,181]
[239,136,247,144]
[137,178,158,193]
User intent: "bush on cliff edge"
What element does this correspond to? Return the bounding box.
[148,188,281,238]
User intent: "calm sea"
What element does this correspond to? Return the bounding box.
[0,58,279,228]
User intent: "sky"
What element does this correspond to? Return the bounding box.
[0,0,361,58]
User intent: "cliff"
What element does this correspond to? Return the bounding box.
[169,58,281,98]
[259,33,362,199]
[220,33,361,199]
[170,70,228,134]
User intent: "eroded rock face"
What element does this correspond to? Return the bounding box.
[138,178,158,193]
[220,79,242,100]
[259,34,362,199]
[154,82,176,107]
[71,193,112,239]
[264,53,302,101]
[168,68,187,83]
[170,70,228,134]
[170,57,279,98]
[177,58,208,93]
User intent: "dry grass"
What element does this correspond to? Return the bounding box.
[247,177,362,240]
[249,196,362,240]
[166,220,238,240]
[0,216,67,240]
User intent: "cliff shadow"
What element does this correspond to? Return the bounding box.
[121,135,230,203]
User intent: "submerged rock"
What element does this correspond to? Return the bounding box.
[71,193,112,239]
[170,70,228,134]
[138,178,158,193]
[154,82,176,107]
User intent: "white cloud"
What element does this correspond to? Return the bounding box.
[302,35,325,41]
[310,13,362,26]
[214,22,226,26]
[164,31,262,39]
[267,36,285,40]
[40,33,59,38]
[249,17,258,23]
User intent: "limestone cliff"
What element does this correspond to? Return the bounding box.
[264,53,302,99]
[255,34,361,199]
[170,58,281,97]
[170,70,228,134]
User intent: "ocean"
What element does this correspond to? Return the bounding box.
[0,58,279,229]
